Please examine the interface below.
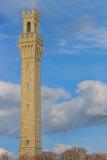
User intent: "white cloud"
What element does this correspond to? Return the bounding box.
[0,148,16,160]
[41,86,71,132]
[78,81,107,116]
[0,34,17,41]
[0,81,20,136]
[0,81,20,101]
[57,39,68,47]
[0,80,107,135]
[77,27,107,49]
[57,19,107,55]
[74,19,107,49]
[43,144,72,154]
[58,47,82,55]
[43,80,107,132]
[53,144,72,154]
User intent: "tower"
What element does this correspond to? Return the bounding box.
[19,9,43,160]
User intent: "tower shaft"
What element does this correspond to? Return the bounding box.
[19,9,43,160]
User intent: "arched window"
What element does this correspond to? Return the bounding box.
[26,140,29,145]
[27,83,30,89]
[27,22,31,33]
[26,104,29,111]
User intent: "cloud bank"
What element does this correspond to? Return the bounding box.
[0,80,107,136]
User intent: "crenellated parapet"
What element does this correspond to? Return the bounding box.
[22,9,40,19]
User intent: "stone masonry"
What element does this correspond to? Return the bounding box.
[18,9,43,160]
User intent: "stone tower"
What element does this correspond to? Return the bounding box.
[19,9,43,160]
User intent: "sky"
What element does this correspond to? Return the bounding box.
[0,0,107,155]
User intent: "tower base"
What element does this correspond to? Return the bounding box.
[19,154,43,160]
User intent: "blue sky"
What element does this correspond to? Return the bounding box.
[0,0,107,155]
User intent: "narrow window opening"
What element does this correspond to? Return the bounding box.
[27,62,29,67]
[27,22,31,33]
[26,104,29,111]
[27,83,30,89]
[26,140,29,145]
[37,140,40,145]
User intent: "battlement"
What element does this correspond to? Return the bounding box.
[22,9,40,19]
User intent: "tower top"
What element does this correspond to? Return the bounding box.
[22,9,40,34]
[19,9,43,59]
